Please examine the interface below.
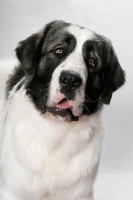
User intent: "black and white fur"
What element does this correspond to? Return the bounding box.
[0,21,125,200]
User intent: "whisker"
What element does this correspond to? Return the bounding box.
[84,104,92,114]
[41,83,50,90]
[84,99,90,106]
[85,95,101,103]
[39,93,49,107]
[83,94,102,114]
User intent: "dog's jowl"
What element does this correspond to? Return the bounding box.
[0,20,125,200]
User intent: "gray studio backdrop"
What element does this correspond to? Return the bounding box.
[0,0,133,173]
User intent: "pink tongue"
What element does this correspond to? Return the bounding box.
[56,100,72,109]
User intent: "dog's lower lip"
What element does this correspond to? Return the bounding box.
[45,106,70,118]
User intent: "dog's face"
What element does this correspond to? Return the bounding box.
[16,20,125,121]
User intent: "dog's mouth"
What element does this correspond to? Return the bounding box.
[55,98,73,109]
[45,98,79,121]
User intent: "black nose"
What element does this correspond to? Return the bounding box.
[59,71,82,91]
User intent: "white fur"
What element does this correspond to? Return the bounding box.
[0,28,105,200]
[0,58,19,155]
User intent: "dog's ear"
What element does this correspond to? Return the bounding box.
[15,29,44,81]
[15,20,69,82]
[101,41,125,104]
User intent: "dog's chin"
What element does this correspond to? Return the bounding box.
[45,107,79,121]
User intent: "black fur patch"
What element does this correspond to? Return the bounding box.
[6,66,25,97]
[82,34,125,114]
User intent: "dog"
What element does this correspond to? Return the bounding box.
[0,20,125,200]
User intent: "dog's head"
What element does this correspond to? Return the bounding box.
[16,20,125,121]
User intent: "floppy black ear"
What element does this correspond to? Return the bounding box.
[15,20,69,82]
[15,29,45,81]
[102,44,125,104]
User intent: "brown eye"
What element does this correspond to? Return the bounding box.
[55,48,63,54]
[89,58,95,67]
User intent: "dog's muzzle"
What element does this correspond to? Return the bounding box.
[44,71,83,121]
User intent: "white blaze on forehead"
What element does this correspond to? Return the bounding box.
[47,25,95,116]
[66,25,94,53]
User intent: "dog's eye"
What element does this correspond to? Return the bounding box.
[55,48,63,54]
[89,58,95,67]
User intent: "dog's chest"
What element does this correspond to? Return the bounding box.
[3,89,104,199]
